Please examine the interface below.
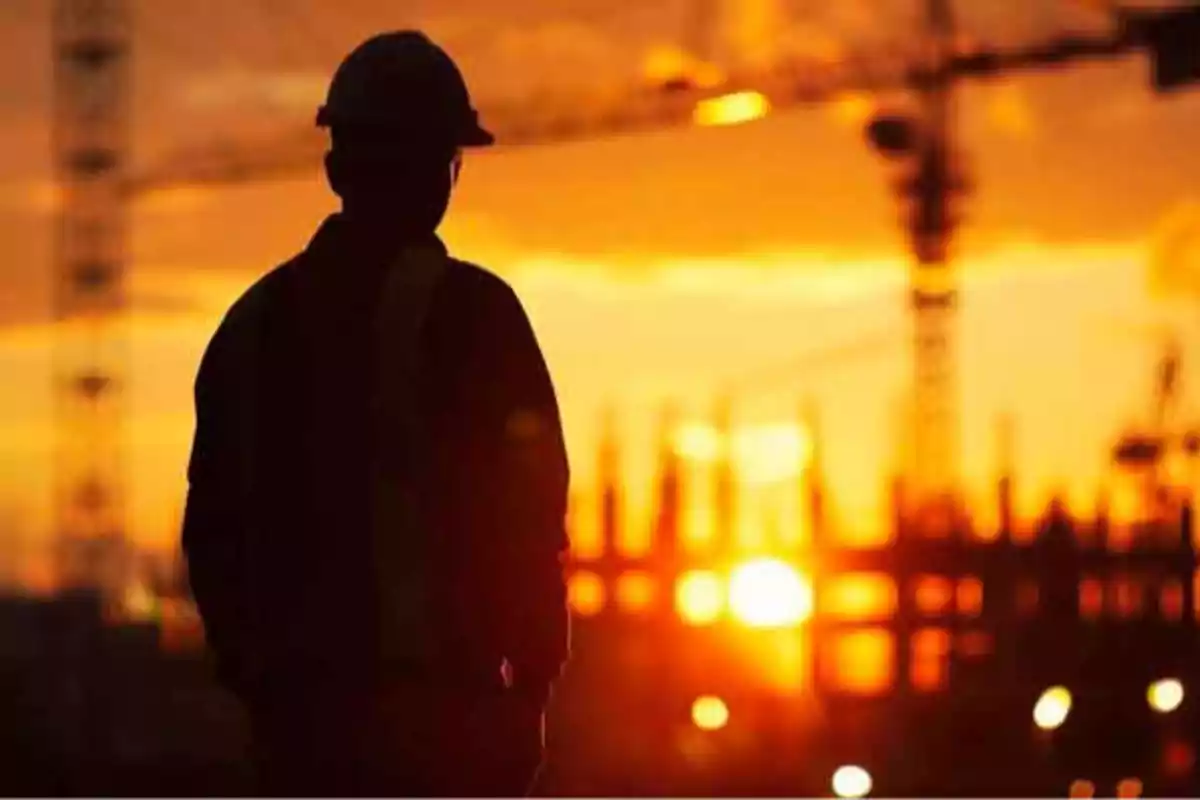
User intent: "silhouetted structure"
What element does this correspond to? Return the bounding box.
[549,396,1199,797]
[52,0,133,603]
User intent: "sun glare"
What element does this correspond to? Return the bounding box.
[728,558,813,628]
[673,422,812,484]
[673,423,724,461]
[693,91,771,127]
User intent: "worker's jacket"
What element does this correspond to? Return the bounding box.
[181,214,571,709]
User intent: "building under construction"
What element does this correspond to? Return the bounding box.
[542,376,1200,796]
[1,386,1195,796]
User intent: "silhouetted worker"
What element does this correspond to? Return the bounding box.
[182,31,570,797]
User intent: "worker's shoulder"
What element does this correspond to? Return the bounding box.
[440,255,524,317]
[197,259,299,384]
[444,256,517,298]
[217,256,302,338]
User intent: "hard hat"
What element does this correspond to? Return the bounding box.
[316,31,494,148]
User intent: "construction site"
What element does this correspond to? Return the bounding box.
[0,0,1199,795]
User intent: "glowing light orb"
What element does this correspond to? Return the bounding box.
[615,571,655,613]
[693,91,771,127]
[567,572,605,617]
[691,695,729,731]
[1148,678,1184,714]
[1068,779,1095,798]
[728,558,813,628]
[832,765,873,798]
[1033,685,1072,731]
[1116,777,1143,799]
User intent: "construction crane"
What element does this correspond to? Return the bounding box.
[867,0,966,525]
[52,0,133,602]
[49,1,1200,593]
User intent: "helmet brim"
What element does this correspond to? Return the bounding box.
[459,124,495,148]
[316,105,495,147]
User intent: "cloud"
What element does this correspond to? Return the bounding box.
[178,68,328,115]
[134,185,216,216]
[474,22,626,95]
[0,262,243,341]
[718,0,793,68]
[0,180,216,219]
[127,267,247,317]
[776,23,847,64]
[1148,199,1200,299]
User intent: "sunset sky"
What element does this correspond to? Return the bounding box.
[1,1,1200,582]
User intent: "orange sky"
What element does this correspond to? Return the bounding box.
[1,1,1200,580]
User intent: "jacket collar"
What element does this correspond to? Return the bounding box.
[305,213,447,269]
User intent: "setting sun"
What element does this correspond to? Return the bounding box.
[728,558,813,628]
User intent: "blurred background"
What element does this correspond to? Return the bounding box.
[1,0,1200,795]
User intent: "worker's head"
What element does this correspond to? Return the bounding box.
[316,31,493,234]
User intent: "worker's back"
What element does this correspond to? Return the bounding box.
[188,214,560,687]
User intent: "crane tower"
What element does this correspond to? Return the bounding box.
[51,0,133,598]
[905,0,967,518]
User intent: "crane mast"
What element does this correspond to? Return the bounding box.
[51,0,133,600]
[905,0,968,521]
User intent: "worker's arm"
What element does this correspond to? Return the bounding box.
[478,284,571,709]
[181,321,250,690]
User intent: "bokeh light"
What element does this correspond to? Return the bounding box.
[1116,777,1143,798]
[615,571,656,613]
[956,576,984,616]
[122,580,159,622]
[568,571,605,617]
[1068,779,1096,798]
[824,573,897,619]
[693,91,771,127]
[1148,678,1184,713]
[676,570,725,625]
[672,422,811,484]
[825,629,894,695]
[691,695,729,731]
[728,558,813,628]
[672,423,724,461]
[1163,739,1196,777]
[832,765,873,798]
[914,575,953,615]
[910,628,950,692]
[1033,685,1072,730]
